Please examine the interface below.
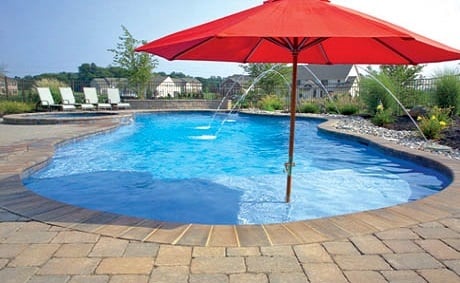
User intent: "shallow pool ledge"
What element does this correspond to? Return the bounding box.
[0,113,459,247]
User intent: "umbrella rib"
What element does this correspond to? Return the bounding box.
[244,38,265,62]
[373,38,416,64]
[317,42,332,64]
[170,37,215,60]
[265,37,329,53]
[265,37,293,50]
[299,37,329,51]
[298,37,331,63]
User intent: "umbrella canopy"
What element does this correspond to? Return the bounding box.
[136,0,460,64]
[136,0,460,202]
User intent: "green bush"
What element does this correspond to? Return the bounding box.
[258,95,285,111]
[323,93,362,115]
[434,71,460,116]
[325,102,339,113]
[339,104,360,115]
[419,117,442,140]
[299,102,320,114]
[371,104,395,126]
[0,101,34,116]
[359,73,397,115]
[417,106,451,140]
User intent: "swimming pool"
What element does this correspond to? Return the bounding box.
[23,112,450,224]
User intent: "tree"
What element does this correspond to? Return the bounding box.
[108,26,158,99]
[379,65,425,107]
[241,63,291,95]
[77,63,130,88]
[169,71,186,79]
[380,65,424,85]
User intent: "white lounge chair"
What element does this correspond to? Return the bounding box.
[59,87,95,111]
[83,87,112,110]
[37,87,75,111]
[107,88,131,109]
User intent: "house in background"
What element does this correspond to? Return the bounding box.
[220,75,252,97]
[182,77,202,95]
[0,75,18,96]
[151,76,202,98]
[297,64,358,99]
[151,76,181,98]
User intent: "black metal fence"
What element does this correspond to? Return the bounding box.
[0,76,456,107]
[0,79,219,103]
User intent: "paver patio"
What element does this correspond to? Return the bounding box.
[1,113,459,282]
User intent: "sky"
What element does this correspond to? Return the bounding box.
[1,0,459,79]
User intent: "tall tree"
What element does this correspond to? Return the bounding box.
[108,26,158,99]
[379,65,425,108]
[380,65,424,86]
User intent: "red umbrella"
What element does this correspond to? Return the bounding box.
[136,0,460,202]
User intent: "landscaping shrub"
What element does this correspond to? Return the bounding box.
[299,102,320,114]
[359,73,397,115]
[417,106,451,140]
[0,101,34,116]
[258,95,285,111]
[435,71,460,116]
[371,109,395,126]
[339,104,360,115]
[323,93,361,115]
[325,101,339,114]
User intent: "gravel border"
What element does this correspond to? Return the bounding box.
[335,115,460,160]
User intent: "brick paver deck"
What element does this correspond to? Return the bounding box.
[1,113,459,282]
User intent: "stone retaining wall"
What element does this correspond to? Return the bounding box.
[126,99,231,110]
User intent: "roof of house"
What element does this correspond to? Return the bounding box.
[181,77,201,84]
[151,76,203,87]
[297,64,354,81]
[223,75,252,85]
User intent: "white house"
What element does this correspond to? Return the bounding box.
[151,76,202,98]
[152,76,180,98]
[182,77,203,94]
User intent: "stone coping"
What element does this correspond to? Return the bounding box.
[0,111,459,247]
[3,111,134,125]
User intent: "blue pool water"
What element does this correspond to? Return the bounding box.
[24,112,450,224]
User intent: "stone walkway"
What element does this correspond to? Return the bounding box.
[1,116,460,282]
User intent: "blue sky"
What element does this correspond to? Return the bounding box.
[1,0,459,78]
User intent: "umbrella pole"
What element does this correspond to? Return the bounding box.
[285,52,298,203]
